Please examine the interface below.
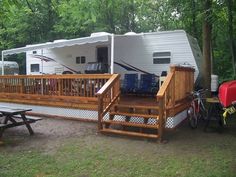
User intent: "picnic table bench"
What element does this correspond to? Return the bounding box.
[0,106,42,137]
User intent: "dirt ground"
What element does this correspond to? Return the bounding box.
[1,116,236,154]
[0,118,98,153]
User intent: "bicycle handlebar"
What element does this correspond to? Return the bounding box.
[193,89,208,93]
[186,89,208,99]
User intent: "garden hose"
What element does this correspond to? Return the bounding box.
[223,106,236,124]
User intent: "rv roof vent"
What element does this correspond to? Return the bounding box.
[124,32,138,35]
[90,32,111,37]
[53,39,67,43]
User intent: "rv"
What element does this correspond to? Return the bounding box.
[2,30,202,82]
[0,61,19,75]
[24,30,202,82]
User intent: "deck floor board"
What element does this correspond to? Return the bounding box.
[119,95,158,107]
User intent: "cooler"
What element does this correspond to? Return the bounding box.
[218,80,236,107]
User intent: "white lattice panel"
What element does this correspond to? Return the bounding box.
[0,102,98,120]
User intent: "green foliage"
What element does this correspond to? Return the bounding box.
[0,0,235,80]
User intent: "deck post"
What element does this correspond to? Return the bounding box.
[97,94,103,131]
[1,52,4,75]
[158,98,164,142]
[110,34,114,74]
[171,67,175,107]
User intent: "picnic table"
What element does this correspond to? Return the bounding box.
[0,106,41,138]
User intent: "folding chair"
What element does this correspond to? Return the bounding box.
[122,73,138,94]
[138,74,158,95]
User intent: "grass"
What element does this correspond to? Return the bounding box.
[1,135,236,177]
[0,117,236,177]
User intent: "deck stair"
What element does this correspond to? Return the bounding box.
[97,66,195,141]
[100,103,160,139]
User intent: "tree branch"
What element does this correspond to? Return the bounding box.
[25,0,35,13]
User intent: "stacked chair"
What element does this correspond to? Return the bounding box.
[122,73,158,96]
[122,73,139,94]
[137,74,158,95]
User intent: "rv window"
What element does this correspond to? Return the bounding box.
[31,64,40,72]
[76,57,81,64]
[153,52,171,57]
[153,58,171,64]
[153,52,171,64]
[81,56,86,64]
[33,51,37,54]
[76,56,86,64]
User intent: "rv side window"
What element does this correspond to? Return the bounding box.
[76,56,86,64]
[81,56,86,64]
[76,57,81,64]
[32,51,37,54]
[31,64,40,72]
[153,52,171,64]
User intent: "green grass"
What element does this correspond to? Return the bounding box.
[1,117,236,177]
[1,135,236,177]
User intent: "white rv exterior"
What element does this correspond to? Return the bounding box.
[25,30,202,82]
[113,31,201,80]
[26,41,110,75]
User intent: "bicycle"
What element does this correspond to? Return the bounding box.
[187,89,208,128]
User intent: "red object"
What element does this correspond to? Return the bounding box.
[218,80,236,107]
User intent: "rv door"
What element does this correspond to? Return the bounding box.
[97,47,108,73]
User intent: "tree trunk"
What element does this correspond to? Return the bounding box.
[129,0,136,32]
[191,0,197,37]
[227,0,236,78]
[202,0,212,90]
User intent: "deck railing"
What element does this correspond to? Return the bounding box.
[0,74,112,109]
[96,74,120,131]
[157,66,195,140]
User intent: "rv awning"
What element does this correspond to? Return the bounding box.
[2,35,110,56]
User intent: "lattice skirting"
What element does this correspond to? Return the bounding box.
[0,102,187,128]
[165,110,187,128]
[0,102,98,121]
[103,110,187,129]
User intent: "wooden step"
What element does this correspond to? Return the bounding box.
[110,111,159,119]
[100,128,159,139]
[114,104,159,110]
[102,120,159,129]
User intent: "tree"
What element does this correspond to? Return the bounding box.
[0,0,235,81]
[226,0,236,78]
[202,0,212,90]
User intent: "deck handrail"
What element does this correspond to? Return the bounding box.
[0,74,112,79]
[156,65,195,140]
[96,74,120,131]
[0,74,112,109]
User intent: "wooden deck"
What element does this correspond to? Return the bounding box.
[119,95,158,107]
[0,66,195,140]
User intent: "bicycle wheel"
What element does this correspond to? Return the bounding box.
[199,99,208,120]
[188,106,198,129]
[199,107,208,121]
